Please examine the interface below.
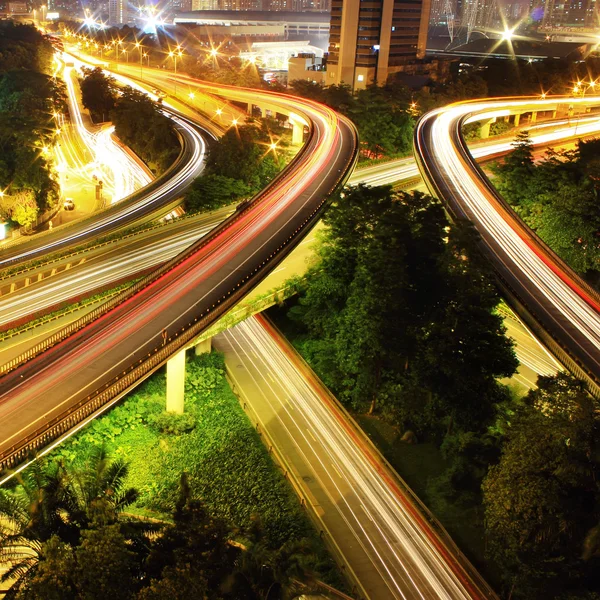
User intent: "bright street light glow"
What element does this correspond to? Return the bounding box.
[501,28,514,41]
[188,92,195,99]
[215,108,222,115]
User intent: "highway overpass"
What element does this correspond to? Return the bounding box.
[415,96,600,397]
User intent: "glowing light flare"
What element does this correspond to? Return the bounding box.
[501,28,514,42]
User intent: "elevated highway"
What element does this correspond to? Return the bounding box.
[0,80,359,477]
[415,96,600,396]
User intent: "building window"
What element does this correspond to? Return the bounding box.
[357,74,364,81]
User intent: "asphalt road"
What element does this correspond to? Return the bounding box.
[0,105,207,268]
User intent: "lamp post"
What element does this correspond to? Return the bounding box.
[573,79,596,135]
[169,47,183,94]
[135,42,143,78]
[122,48,129,63]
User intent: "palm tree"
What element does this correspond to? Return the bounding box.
[0,447,142,597]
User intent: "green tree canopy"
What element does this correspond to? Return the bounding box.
[80,67,116,123]
[482,373,600,598]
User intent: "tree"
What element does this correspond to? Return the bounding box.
[0,449,141,596]
[482,374,600,598]
[184,173,250,213]
[71,524,138,600]
[491,131,535,208]
[10,191,38,228]
[18,536,76,600]
[110,86,179,173]
[293,184,516,433]
[80,67,116,122]
[141,474,236,598]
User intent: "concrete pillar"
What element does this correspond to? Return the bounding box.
[480,118,493,139]
[292,122,304,146]
[551,110,557,119]
[166,348,186,414]
[195,337,211,356]
[531,111,538,123]
[513,113,520,127]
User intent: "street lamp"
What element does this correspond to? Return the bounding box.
[121,48,129,63]
[168,47,183,93]
[501,28,514,42]
[135,42,143,78]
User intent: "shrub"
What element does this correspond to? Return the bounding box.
[149,411,196,435]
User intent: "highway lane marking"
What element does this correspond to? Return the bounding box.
[331,462,343,479]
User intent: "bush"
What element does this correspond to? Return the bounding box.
[149,411,196,435]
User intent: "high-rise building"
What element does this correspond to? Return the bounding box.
[170,0,192,12]
[327,0,431,89]
[541,0,598,28]
[108,0,126,24]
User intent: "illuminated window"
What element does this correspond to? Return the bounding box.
[357,74,364,81]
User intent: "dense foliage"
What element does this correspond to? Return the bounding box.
[50,352,328,555]
[79,67,115,122]
[0,22,65,227]
[110,86,180,174]
[492,133,600,285]
[286,184,517,436]
[1,462,318,599]
[79,68,179,174]
[289,81,416,158]
[0,353,334,599]
[482,374,600,598]
[184,119,288,213]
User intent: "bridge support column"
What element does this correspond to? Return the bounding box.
[195,337,211,356]
[480,118,494,139]
[292,122,304,145]
[552,110,557,119]
[248,104,265,117]
[513,113,520,127]
[166,348,186,414]
[530,111,538,123]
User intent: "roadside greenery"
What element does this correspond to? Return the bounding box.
[279,184,517,434]
[492,133,600,286]
[289,81,415,159]
[79,68,179,174]
[45,352,336,576]
[482,374,600,598]
[184,118,290,213]
[0,22,65,228]
[267,183,600,598]
[0,447,323,599]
